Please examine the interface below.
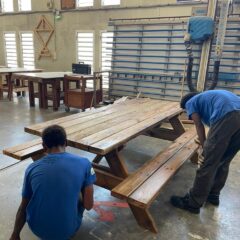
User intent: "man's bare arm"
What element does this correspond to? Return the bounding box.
[9,198,30,240]
[191,112,206,147]
[82,185,94,210]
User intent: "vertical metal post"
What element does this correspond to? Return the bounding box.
[197,0,218,92]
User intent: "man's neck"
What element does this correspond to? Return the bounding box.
[47,146,65,154]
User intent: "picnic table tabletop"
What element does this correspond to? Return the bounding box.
[0,67,42,74]
[11,71,72,80]
[25,98,182,155]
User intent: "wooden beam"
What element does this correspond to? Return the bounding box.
[94,168,123,191]
[105,150,129,178]
[169,115,185,135]
[149,128,179,141]
[128,204,158,233]
[92,155,103,164]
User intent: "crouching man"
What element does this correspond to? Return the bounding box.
[10,125,96,240]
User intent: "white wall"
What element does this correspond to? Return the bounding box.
[0,0,205,71]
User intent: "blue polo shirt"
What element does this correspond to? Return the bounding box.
[185,90,240,126]
[22,152,96,240]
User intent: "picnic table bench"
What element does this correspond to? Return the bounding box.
[3,98,199,233]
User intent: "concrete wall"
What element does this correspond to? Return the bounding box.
[0,0,206,71]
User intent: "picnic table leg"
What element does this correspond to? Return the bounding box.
[7,74,13,101]
[128,203,158,233]
[92,155,103,164]
[38,83,44,108]
[148,115,185,141]
[105,149,128,178]
[16,79,21,97]
[21,79,26,97]
[169,115,185,136]
[42,82,48,109]
[52,80,61,111]
[28,81,35,107]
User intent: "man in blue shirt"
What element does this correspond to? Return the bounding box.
[171,90,240,214]
[10,125,96,240]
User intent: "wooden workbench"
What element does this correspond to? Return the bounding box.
[0,68,42,101]
[11,72,72,111]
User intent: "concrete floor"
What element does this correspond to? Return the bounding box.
[0,96,240,240]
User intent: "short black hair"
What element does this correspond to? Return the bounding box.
[42,125,67,149]
[180,92,199,109]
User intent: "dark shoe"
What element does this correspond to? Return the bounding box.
[207,194,219,206]
[170,194,200,214]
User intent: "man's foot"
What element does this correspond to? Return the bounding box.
[207,194,219,206]
[170,194,200,214]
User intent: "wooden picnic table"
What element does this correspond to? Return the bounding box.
[0,68,42,101]
[11,72,72,111]
[25,98,184,187]
[4,98,196,232]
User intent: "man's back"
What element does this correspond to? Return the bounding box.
[185,90,240,126]
[23,152,95,240]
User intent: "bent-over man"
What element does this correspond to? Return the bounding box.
[171,90,240,214]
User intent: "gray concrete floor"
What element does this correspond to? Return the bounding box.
[0,95,240,240]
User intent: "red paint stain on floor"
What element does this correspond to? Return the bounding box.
[93,201,129,222]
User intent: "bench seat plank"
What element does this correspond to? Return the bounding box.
[3,139,43,160]
[111,128,197,199]
[128,140,198,208]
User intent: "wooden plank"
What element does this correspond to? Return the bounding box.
[92,162,111,173]
[111,128,197,199]
[128,204,158,233]
[3,139,42,154]
[94,168,123,191]
[169,116,185,135]
[89,104,182,154]
[3,142,44,161]
[128,140,198,208]
[92,155,103,164]
[71,101,172,146]
[68,112,146,142]
[149,128,179,141]
[25,98,151,135]
[105,150,129,178]
[60,99,158,133]
[14,144,45,160]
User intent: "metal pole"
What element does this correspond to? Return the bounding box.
[197,0,218,92]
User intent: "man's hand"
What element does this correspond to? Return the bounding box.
[194,137,201,146]
[197,147,204,168]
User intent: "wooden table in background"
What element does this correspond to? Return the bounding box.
[11,72,72,111]
[25,98,184,189]
[0,68,42,101]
